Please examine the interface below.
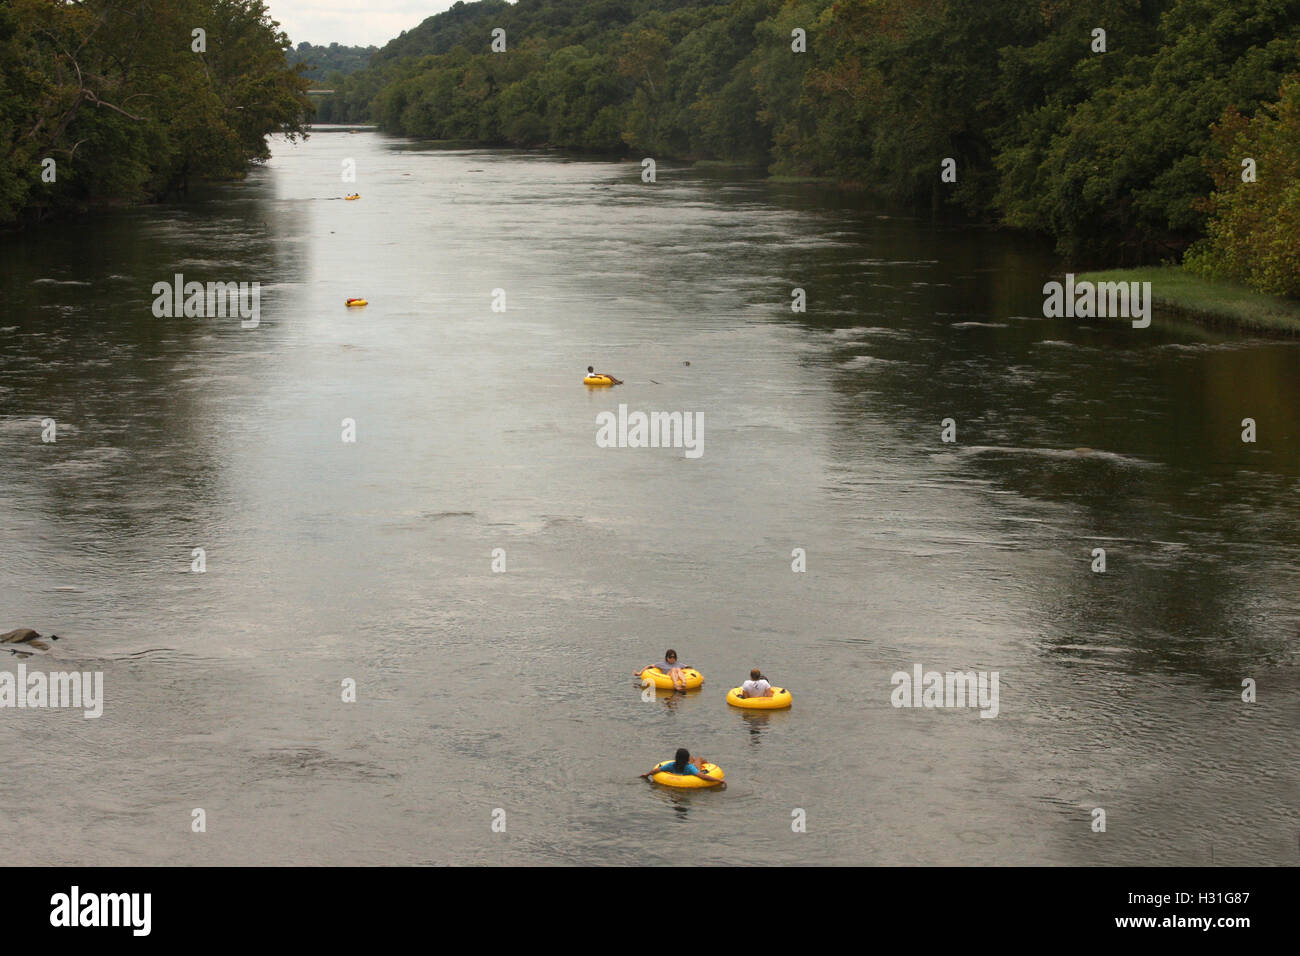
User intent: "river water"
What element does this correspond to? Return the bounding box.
[1,128,1296,865]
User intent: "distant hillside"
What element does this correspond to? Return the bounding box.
[287,42,379,81]
[314,0,724,128]
[369,0,716,65]
[371,0,513,64]
[313,0,1300,278]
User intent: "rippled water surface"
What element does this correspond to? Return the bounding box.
[1,129,1296,865]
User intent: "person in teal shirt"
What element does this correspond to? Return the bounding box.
[641,748,722,782]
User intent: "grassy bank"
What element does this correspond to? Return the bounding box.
[1078,267,1300,336]
[766,174,837,184]
[691,159,762,169]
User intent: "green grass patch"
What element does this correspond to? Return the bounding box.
[1078,266,1300,336]
[692,159,761,169]
[766,174,836,184]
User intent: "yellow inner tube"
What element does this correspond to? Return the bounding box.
[584,375,614,386]
[345,194,360,200]
[639,666,703,690]
[346,299,368,307]
[726,686,792,710]
[650,760,724,788]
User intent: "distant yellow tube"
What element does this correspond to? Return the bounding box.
[584,375,615,386]
[726,686,792,710]
[346,298,368,307]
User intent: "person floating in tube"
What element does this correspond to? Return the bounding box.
[587,365,623,385]
[641,748,724,785]
[739,668,776,698]
[636,649,691,691]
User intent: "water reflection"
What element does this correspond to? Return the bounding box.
[1,131,1294,865]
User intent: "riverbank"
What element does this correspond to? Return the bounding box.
[1078,266,1300,337]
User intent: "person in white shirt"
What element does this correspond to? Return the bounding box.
[741,668,774,698]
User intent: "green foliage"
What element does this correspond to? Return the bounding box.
[371,0,513,64]
[0,0,312,225]
[1185,75,1300,297]
[997,0,1300,262]
[287,42,378,80]
[10,0,1297,278]
[338,0,1298,265]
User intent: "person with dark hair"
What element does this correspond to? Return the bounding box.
[640,748,722,783]
[636,649,690,690]
[740,667,775,698]
[586,365,623,385]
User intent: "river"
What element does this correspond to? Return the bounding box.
[1,128,1296,865]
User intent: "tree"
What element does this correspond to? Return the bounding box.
[0,0,312,225]
[1185,75,1300,297]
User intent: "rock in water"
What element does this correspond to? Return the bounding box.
[1,628,59,653]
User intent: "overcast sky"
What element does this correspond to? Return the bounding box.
[267,1,464,48]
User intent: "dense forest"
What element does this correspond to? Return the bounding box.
[286,42,378,83]
[0,0,312,226]
[2,0,1295,294]
[317,0,1300,294]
